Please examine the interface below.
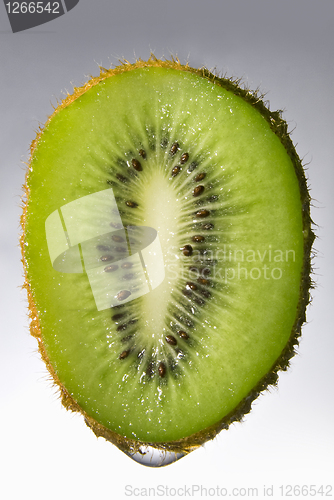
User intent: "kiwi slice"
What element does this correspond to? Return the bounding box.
[21,57,314,463]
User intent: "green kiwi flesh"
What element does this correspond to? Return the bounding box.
[21,58,313,456]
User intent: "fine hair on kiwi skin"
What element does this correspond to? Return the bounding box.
[20,55,315,458]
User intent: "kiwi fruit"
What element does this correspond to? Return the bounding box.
[21,56,314,465]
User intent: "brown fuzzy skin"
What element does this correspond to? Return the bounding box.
[20,56,315,457]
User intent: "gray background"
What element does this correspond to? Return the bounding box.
[1,1,333,498]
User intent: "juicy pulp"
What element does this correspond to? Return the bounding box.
[23,64,305,444]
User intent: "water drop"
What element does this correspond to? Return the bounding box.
[123,445,186,467]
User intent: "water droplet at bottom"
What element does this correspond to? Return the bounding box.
[124,445,186,467]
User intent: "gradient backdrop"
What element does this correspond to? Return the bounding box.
[1,1,333,498]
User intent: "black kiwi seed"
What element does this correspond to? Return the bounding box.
[189,266,199,273]
[180,153,189,164]
[132,159,142,171]
[186,282,197,291]
[112,235,124,243]
[178,330,189,340]
[202,259,217,267]
[139,149,146,159]
[195,209,210,218]
[208,195,218,202]
[200,248,212,257]
[146,361,154,377]
[112,314,125,323]
[100,255,114,262]
[182,288,192,297]
[202,223,214,230]
[158,362,166,377]
[123,273,134,280]
[177,315,194,329]
[122,335,133,343]
[116,173,128,183]
[97,244,111,251]
[170,142,179,156]
[171,165,181,177]
[192,235,205,243]
[195,172,206,182]
[187,161,197,173]
[126,200,138,208]
[117,290,131,301]
[115,246,127,253]
[104,264,118,272]
[121,262,133,269]
[168,357,177,371]
[117,323,128,332]
[194,297,205,306]
[119,350,130,360]
[198,277,210,285]
[193,185,205,197]
[117,158,127,168]
[201,289,211,299]
[165,335,177,346]
[137,348,145,358]
[182,244,193,256]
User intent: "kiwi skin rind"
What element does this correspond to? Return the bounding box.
[20,55,315,457]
